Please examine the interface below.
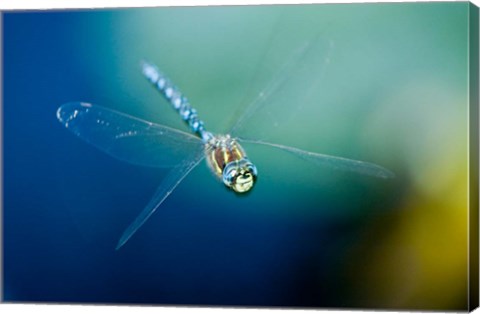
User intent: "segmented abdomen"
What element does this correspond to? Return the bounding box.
[141,61,208,140]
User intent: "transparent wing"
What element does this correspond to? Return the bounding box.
[116,148,206,249]
[57,102,202,168]
[239,138,394,179]
[229,35,334,140]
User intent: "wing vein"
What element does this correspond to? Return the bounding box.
[239,138,394,179]
[116,149,206,249]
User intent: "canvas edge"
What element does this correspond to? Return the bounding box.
[468,1,480,312]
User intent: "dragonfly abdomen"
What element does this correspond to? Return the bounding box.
[141,61,211,142]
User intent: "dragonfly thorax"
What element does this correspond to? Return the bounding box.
[205,135,257,193]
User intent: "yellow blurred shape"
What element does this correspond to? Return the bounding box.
[348,77,469,310]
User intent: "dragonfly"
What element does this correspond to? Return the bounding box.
[57,37,394,250]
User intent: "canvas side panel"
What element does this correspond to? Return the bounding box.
[469,2,479,312]
[0,10,4,304]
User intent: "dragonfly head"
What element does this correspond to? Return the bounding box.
[222,158,258,193]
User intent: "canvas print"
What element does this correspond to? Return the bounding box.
[2,2,479,311]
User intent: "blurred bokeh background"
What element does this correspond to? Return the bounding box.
[3,3,471,310]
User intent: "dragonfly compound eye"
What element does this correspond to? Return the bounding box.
[222,158,258,193]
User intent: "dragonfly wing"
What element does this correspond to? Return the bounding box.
[116,148,206,250]
[239,138,394,179]
[57,102,202,167]
[229,35,334,140]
